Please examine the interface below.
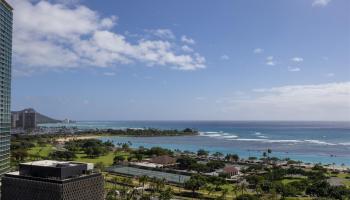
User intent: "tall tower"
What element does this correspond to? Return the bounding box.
[0,0,13,175]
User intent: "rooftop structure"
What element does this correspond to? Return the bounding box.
[18,160,94,180]
[223,165,240,176]
[150,155,177,166]
[1,160,104,200]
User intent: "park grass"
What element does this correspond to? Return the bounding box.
[28,143,130,167]
[282,178,301,185]
[335,173,350,187]
[75,151,129,166]
[282,176,307,185]
[28,144,55,157]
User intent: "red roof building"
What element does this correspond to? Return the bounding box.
[150,155,177,166]
[223,166,239,176]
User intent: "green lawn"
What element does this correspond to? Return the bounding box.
[75,151,129,166]
[28,144,129,167]
[282,176,307,185]
[335,173,350,187]
[28,144,55,158]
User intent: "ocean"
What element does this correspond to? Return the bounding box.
[40,121,350,166]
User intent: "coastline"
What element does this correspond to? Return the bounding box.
[38,121,350,167]
[53,134,350,169]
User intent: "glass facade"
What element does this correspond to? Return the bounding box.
[0,0,12,175]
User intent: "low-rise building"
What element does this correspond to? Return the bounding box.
[150,155,177,166]
[1,160,104,200]
[223,165,240,177]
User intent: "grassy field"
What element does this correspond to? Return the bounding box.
[75,151,129,166]
[28,144,55,157]
[28,144,129,167]
[335,173,350,187]
[281,176,307,185]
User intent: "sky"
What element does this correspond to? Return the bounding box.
[8,0,350,121]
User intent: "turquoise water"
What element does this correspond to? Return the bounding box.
[40,121,350,166]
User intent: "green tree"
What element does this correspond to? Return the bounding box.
[184,175,206,197]
[225,154,239,162]
[212,151,223,158]
[232,184,240,198]
[220,187,229,199]
[236,194,259,200]
[49,150,76,161]
[138,175,149,195]
[114,155,125,164]
[94,162,105,172]
[239,182,248,195]
[204,184,215,196]
[159,187,173,200]
[197,149,209,157]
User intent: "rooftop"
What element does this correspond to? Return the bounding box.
[9,160,95,180]
[223,165,239,173]
[22,160,81,168]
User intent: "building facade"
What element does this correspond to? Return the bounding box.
[1,160,105,200]
[0,0,13,175]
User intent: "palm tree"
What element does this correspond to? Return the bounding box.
[112,176,119,190]
[262,152,267,159]
[232,184,239,198]
[122,177,133,187]
[138,175,149,195]
[159,187,173,200]
[239,182,248,195]
[149,177,157,195]
[267,148,272,164]
[127,188,139,200]
[220,187,229,199]
[204,184,215,196]
[155,178,166,192]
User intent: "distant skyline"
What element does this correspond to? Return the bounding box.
[9,0,350,121]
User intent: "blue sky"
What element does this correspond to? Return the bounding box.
[9,0,350,120]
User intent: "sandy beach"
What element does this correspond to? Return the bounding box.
[56,135,100,143]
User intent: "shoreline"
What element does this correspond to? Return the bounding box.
[56,135,101,143]
[53,133,350,168]
[24,134,350,169]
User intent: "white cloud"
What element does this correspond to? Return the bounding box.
[312,0,332,7]
[265,56,276,66]
[195,97,206,101]
[220,54,230,60]
[145,29,175,39]
[326,73,335,77]
[226,82,350,121]
[253,48,264,54]
[266,61,276,66]
[288,67,301,72]
[181,45,193,52]
[103,72,116,76]
[291,57,304,63]
[10,0,205,75]
[181,35,196,45]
